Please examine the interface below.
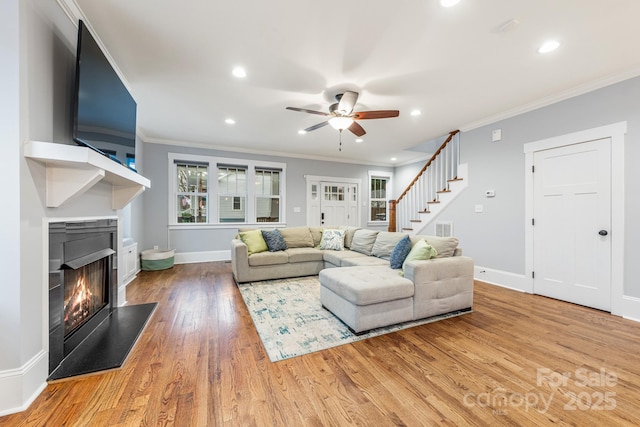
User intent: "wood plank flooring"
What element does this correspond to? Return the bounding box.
[2,261,640,426]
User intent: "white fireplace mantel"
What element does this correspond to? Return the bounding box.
[24,141,151,210]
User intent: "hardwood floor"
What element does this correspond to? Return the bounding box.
[3,262,640,426]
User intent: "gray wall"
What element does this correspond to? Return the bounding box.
[2,0,147,412]
[140,142,394,253]
[428,76,640,298]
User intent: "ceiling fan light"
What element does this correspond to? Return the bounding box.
[538,40,560,54]
[328,116,354,130]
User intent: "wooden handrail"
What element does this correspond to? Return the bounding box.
[388,129,459,232]
[396,129,459,204]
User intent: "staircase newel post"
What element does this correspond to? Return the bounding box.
[388,199,397,232]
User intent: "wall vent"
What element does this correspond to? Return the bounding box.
[435,221,453,237]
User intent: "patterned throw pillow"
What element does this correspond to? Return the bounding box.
[261,229,287,252]
[319,229,345,251]
[389,235,412,269]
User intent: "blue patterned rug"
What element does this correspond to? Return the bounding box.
[237,276,470,362]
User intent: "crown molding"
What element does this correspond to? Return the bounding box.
[460,67,640,133]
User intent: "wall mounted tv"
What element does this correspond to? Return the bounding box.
[72,20,137,169]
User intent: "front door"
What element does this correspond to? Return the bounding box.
[320,182,358,227]
[532,138,612,311]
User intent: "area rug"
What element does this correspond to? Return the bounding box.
[237,276,470,362]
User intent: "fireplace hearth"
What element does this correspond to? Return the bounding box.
[48,219,156,381]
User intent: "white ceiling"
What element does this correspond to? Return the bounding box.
[62,0,640,166]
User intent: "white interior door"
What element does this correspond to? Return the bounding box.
[533,138,611,310]
[320,182,358,227]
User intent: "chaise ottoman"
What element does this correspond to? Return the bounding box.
[319,266,415,333]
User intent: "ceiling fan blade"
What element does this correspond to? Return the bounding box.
[286,106,330,116]
[348,121,366,137]
[353,110,400,120]
[304,121,329,132]
[337,91,359,115]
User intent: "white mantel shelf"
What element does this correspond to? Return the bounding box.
[25,141,151,210]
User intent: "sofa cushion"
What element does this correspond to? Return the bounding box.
[390,235,412,269]
[319,266,414,306]
[403,239,438,270]
[342,256,390,267]
[371,232,407,260]
[280,227,314,248]
[238,229,268,255]
[339,226,361,249]
[248,250,288,266]
[286,247,324,263]
[261,229,287,252]
[323,250,367,266]
[309,227,323,247]
[350,229,379,256]
[320,229,345,251]
[412,235,459,258]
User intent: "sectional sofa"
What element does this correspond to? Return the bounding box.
[231,226,474,333]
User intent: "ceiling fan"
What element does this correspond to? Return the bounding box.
[286,90,400,139]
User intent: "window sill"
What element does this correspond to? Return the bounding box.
[169,222,287,230]
[367,221,389,228]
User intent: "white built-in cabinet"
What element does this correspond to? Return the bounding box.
[122,242,139,285]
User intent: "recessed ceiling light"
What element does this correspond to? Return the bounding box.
[410,110,422,116]
[355,138,363,143]
[232,66,247,78]
[298,130,307,135]
[440,0,461,7]
[391,157,397,161]
[225,118,236,125]
[538,40,560,54]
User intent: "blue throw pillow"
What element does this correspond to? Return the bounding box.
[389,235,412,269]
[261,229,287,252]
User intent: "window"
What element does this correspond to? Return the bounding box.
[255,168,281,222]
[368,171,392,223]
[218,166,247,223]
[169,154,286,226]
[176,162,208,223]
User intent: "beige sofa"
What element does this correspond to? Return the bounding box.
[231,226,474,333]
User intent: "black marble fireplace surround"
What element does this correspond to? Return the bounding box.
[48,219,156,381]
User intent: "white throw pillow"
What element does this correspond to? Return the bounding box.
[319,229,345,251]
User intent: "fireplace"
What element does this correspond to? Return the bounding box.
[49,219,117,376]
[63,254,109,336]
[48,219,156,381]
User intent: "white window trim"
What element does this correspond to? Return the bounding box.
[367,170,393,226]
[168,152,286,227]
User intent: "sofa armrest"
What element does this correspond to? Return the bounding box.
[403,255,474,284]
[231,238,249,281]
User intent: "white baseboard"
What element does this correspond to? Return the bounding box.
[617,295,640,323]
[475,266,640,324]
[0,350,48,416]
[174,250,230,265]
[474,266,530,293]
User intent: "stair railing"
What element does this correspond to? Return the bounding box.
[388,130,460,232]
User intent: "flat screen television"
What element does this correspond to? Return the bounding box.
[72,20,137,169]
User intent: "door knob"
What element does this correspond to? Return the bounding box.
[599,230,608,236]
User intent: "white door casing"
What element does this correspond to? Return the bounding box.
[532,138,611,310]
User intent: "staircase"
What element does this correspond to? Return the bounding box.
[389,130,468,235]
